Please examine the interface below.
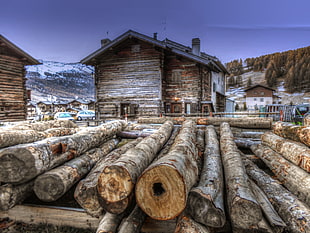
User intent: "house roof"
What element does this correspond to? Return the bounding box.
[0,35,41,65]
[244,84,275,92]
[80,30,229,74]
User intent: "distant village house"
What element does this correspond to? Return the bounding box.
[81,30,229,120]
[245,84,280,110]
[0,35,40,121]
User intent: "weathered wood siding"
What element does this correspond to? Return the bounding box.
[163,54,211,113]
[95,38,163,119]
[0,50,27,121]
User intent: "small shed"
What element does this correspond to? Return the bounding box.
[0,35,40,121]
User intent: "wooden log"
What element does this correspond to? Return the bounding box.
[138,117,273,129]
[10,119,77,131]
[303,114,310,126]
[244,159,310,233]
[74,138,143,218]
[198,117,272,129]
[273,121,310,146]
[234,138,261,149]
[250,144,310,206]
[0,204,100,230]
[0,181,34,211]
[0,120,126,184]
[116,130,153,139]
[231,131,264,139]
[174,213,211,233]
[249,179,286,233]
[0,127,79,149]
[118,205,146,233]
[196,129,205,156]
[97,120,174,203]
[33,138,120,202]
[220,122,262,229]
[135,120,199,220]
[187,125,226,228]
[96,212,125,233]
[0,129,45,148]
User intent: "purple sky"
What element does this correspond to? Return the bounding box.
[1,0,310,64]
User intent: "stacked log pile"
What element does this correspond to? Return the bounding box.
[2,117,310,233]
[0,120,127,211]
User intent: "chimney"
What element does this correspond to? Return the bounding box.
[153,32,158,40]
[192,38,200,56]
[101,38,111,47]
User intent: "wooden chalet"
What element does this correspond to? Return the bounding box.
[81,30,229,120]
[0,35,40,121]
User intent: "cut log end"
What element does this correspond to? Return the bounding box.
[188,188,226,228]
[34,175,64,202]
[0,148,35,183]
[231,197,262,229]
[136,165,186,220]
[98,165,133,203]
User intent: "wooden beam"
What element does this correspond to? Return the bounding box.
[0,204,100,229]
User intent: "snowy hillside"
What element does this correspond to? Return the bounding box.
[26,61,95,102]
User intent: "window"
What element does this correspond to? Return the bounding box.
[185,103,191,114]
[131,44,140,53]
[260,98,264,102]
[254,98,257,101]
[171,70,182,83]
[261,91,265,95]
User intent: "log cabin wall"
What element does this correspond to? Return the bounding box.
[95,38,163,119]
[0,51,27,121]
[162,53,212,115]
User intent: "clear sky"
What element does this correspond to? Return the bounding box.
[1,0,310,64]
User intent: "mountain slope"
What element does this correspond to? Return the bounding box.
[26,61,95,102]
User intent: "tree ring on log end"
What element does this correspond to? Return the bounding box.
[136,165,186,220]
[0,148,35,183]
[97,165,133,203]
[231,196,262,229]
[34,175,64,202]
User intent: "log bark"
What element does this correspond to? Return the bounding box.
[116,130,152,139]
[118,205,146,233]
[138,117,273,129]
[262,132,310,172]
[250,144,310,206]
[174,213,211,233]
[234,138,261,149]
[0,128,79,149]
[196,129,205,156]
[33,138,120,202]
[273,121,310,147]
[0,181,34,211]
[244,159,310,233]
[10,119,77,131]
[135,120,199,220]
[249,179,286,233]
[74,138,143,218]
[96,212,125,233]
[97,120,174,203]
[0,120,126,184]
[304,114,310,126]
[198,117,272,129]
[187,125,226,228]
[220,122,262,229]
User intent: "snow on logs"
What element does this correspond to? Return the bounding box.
[250,143,310,207]
[135,120,200,220]
[187,125,226,228]
[219,122,262,230]
[138,117,272,129]
[0,120,126,184]
[33,138,120,202]
[97,120,174,203]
